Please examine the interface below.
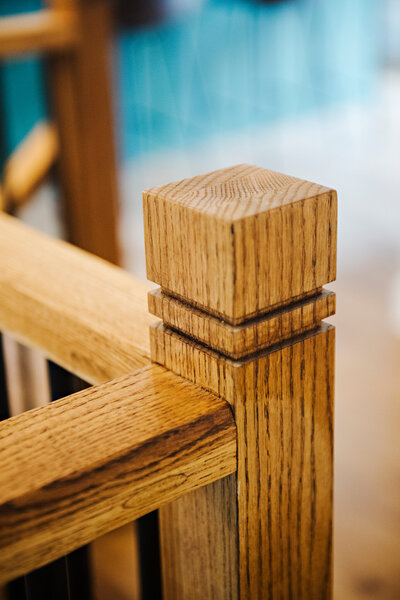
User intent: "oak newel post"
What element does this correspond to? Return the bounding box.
[143,164,337,599]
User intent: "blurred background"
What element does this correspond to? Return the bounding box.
[1,0,400,598]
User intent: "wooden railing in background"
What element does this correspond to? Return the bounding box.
[0,165,337,599]
[0,8,80,57]
[1,122,59,214]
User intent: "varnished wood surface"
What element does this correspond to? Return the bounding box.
[160,473,239,600]
[0,363,236,584]
[149,286,335,358]
[91,523,141,600]
[233,326,334,599]
[54,266,399,600]
[144,164,337,324]
[154,321,335,599]
[49,0,121,265]
[2,122,59,212]
[0,213,152,385]
[154,323,334,599]
[0,9,79,57]
[145,165,335,599]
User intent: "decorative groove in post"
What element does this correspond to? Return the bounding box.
[144,164,337,599]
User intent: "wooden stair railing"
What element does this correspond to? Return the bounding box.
[0,211,236,583]
[0,365,236,583]
[0,164,337,598]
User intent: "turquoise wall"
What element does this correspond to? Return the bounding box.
[0,0,380,164]
[0,0,46,160]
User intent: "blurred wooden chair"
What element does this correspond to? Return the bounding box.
[0,0,120,265]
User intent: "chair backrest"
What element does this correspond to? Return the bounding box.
[0,0,120,264]
[0,164,337,599]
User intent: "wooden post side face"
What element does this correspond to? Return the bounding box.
[151,323,334,599]
[151,326,335,600]
[144,165,337,599]
[236,328,334,598]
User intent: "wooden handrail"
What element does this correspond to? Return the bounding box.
[0,213,152,384]
[0,363,236,583]
[0,10,80,57]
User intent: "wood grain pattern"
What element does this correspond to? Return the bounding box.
[48,0,121,265]
[0,9,79,57]
[0,213,152,384]
[159,473,239,600]
[145,164,336,599]
[2,122,58,212]
[144,164,337,324]
[234,327,334,599]
[0,363,236,584]
[149,287,335,358]
[153,323,334,599]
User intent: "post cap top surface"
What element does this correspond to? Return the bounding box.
[143,164,337,324]
[143,164,332,222]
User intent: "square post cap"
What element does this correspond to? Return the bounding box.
[143,164,337,325]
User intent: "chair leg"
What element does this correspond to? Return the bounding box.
[48,0,121,265]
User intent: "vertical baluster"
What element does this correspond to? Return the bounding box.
[143,165,337,599]
[0,333,27,600]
